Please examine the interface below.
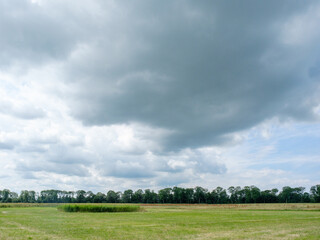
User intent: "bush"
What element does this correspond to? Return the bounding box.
[57,204,141,212]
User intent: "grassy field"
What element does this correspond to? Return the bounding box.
[0,203,319,239]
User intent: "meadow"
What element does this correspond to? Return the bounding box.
[0,203,319,239]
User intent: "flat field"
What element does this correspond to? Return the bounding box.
[0,203,320,239]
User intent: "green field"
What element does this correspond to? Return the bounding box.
[0,204,320,239]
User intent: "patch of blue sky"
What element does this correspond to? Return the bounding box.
[236,121,320,181]
[274,135,320,156]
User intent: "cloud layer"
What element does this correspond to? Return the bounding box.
[0,0,319,192]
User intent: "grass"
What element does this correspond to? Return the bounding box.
[0,203,59,208]
[57,204,140,212]
[0,203,319,239]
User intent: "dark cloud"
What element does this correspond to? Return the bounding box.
[1,1,320,188]
[2,1,319,152]
[61,1,320,150]
[104,165,155,179]
[0,0,86,68]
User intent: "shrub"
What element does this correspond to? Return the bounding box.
[57,204,141,212]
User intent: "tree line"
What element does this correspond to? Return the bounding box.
[0,185,319,204]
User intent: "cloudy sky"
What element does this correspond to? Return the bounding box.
[0,0,319,193]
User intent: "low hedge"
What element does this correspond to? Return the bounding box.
[57,204,140,212]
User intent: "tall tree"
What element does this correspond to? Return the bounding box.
[310,185,320,202]
[122,189,133,203]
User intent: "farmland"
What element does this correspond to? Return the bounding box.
[0,203,320,239]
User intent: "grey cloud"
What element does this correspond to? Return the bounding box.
[46,144,91,164]
[2,0,320,186]
[16,160,90,177]
[59,1,320,151]
[155,173,192,187]
[11,107,46,120]
[0,141,15,150]
[2,1,319,151]
[0,0,82,68]
[16,145,47,153]
[20,172,38,180]
[29,136,58,145]
[0,101,46,119]
[194,158,226,175]
[100,159,155,179]
[14,141,93,178]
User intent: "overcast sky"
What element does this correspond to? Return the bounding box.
[0,0,319,193]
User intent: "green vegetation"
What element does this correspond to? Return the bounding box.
[58,204,140,212]
[1,184,320,204]
[0,203,319,239]
[0,203,58,208]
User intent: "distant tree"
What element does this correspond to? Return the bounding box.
[213,187,228,204]
[194,186,207,204]
[29,190,36,203]
[302,192,311,203]
[85,191,95,203]
[310,185,320,202]
[172,187,184,204]
[93,192,107,203]
[131,189,143,203]
[228,186,237,203]
[1,189,10,202]
[228,186,243,203]
[185,188,194,204]
[1,184,317,204]
[10,191,19,202]
[122,189,133,203]
[158,188,172,203]
[40,190,59,203]
[19,190,33,203]
[106,190,120,203]
[250,186,261,203]
[76,190,86,203]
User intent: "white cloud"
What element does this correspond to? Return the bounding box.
[0,1,319,193]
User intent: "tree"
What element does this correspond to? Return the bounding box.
[144,189,152,203]
[19,190,32,203]
[194,186,207,204]
[310,185,320,202]
[93,192,107,203]
[279,186,294,203]
[1,189,10,202]
[213,187,228,204]
[228,186,237,203]
[106,190,120,203]
[185,188,194,204]
[85,191,95,203]
[172,187,183,204]
[132,189,144,203]
[76,190,86,203]
[158,188,172,203]
[250,186,261,203]
[122,189,133,203]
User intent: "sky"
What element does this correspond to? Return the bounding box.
[0,0,319,193]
